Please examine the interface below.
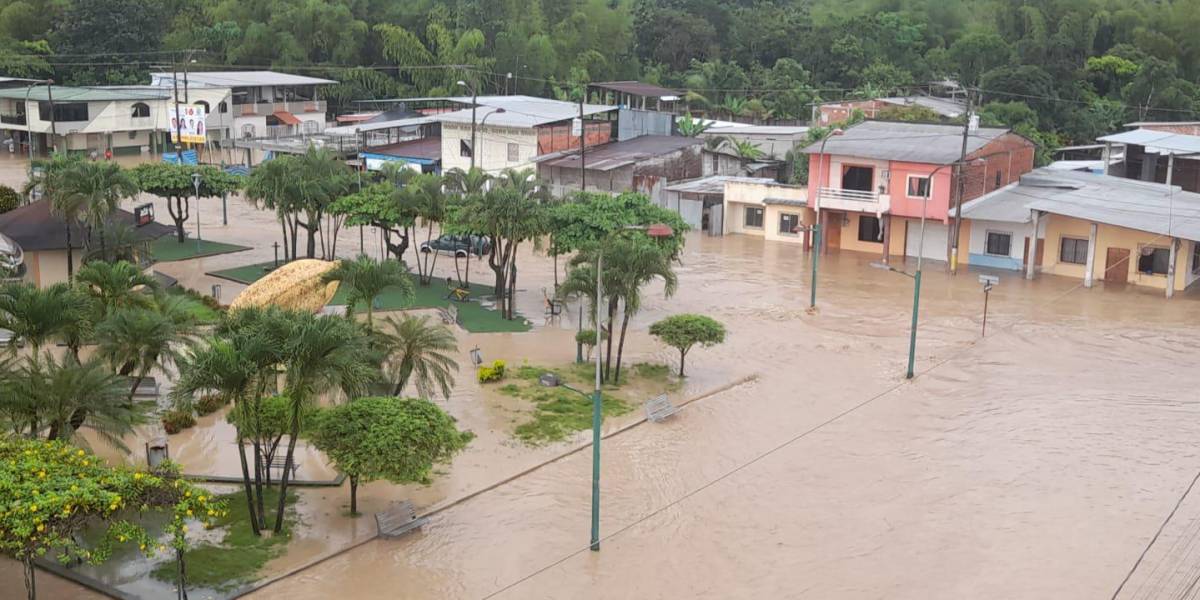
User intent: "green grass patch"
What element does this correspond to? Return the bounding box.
[151,487,298,592]
[151,237,251,262]
[164,286,222,324]
[633,362,672,382]
[207,262,531,333]
[512,385,630,444]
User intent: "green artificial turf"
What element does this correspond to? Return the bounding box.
[206,262,532,333]
[151,237,252,262]
[164,286,222,324]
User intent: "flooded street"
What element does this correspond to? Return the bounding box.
[3,152,1200,598]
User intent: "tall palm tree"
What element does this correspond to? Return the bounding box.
[382,314,458,399]
[245,158,301,261]
[26,154,86,277]
[676,114,715,137]
[722,138,766,162]
[443,167,492,287]
[606,238,678,382]
[59,160,139,260]
[322,255,413,325]
[273,312,378,532]
[8,354,146,449]
[409,173,448,285]
[73,260,159,317]
[0,282,94,356]
[95,307,190,402]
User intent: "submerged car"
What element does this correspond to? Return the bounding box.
[419,234,491,257]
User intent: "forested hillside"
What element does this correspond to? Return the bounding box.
[0,0,1197,144]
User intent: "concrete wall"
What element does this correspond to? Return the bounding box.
[26,250,69,287]
[441,121,538,174]
[886,162,954,221]
[617,108,673,140]
[1041,214,1195,292]
[723,180,811,243]
[965,218,1045,271]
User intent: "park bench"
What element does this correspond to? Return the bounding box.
[130,376,161,398]
[446,287,471,302]
[260,455,300,481]
[644,394,679,423]
[376,500,428,538]
[543,289,562,316]
[438,303,459,325]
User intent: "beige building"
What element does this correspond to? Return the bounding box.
[722,179,812,244]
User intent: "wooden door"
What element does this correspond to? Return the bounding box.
[824,212,841,250]
[1105,247,1130,283]
[1022,237,1045,267]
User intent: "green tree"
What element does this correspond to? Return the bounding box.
[4,354,146,447]
[648,314,726,377]
[328,182,417,263]
[0,185,20,213]
[0,282,93,357]
[0,437,225,600]
[24,154,84,277]
[323,255,412,325]
[408,172,450,286]
[73,260,158,317]
[948,31,1011,87]
[676,114,715,137]
[310,396,472,515]
[381,314,458,399]
[130,163,242,245]
[95,306,190,402]
[58,160,139,262]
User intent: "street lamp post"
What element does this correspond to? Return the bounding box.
[456,80,477,170]
[191,172,202,253]
[810,127,844,309]
[542,223,674,552]
[476,108,506,167]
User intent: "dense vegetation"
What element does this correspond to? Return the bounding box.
[2,0,1198,144]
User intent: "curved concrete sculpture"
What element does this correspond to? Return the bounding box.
[229,259,341,313]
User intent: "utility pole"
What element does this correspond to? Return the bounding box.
[950,90,973,274]
[45,81,57,153]
[578,83,587,192]
[171,60,183,163]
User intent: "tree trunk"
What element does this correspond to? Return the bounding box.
[168,196,189,243]
[64,224,74,278]
[279,219,289,263]
[679,349,687,377]
[236,433,261,536]
[128,374,146,404]
[603,298,617,381]
[273,401,302,533]
[349,474,359,515]
[305,224,317,259]
[175,547,188,600]
[22,555,35,600]
[290,218,300,261]
[614,311,631,383]
[392,359,412,396]
[464,245,471,288]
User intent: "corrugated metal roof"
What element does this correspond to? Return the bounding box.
[537,135,700,171]
[803,120,1010,165]
[367,136,441,160]
[1097,128,1200,156]
[0,200,171,251]
[437,97,615,128]
[664,176,777,195]
[878,96,967,117]
[763,197,808,207]
[0,86,170,102]
[324,116,435,136]
[699,125,809,136]
[151,71,336,87]
[957,168,1200,242]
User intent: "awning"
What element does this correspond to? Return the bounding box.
[272,111,302,125]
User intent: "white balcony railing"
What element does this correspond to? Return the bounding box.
[819,188,879,203]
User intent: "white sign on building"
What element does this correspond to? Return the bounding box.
[170,104,207,144]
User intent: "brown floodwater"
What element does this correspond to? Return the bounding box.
[4,153,1200,599]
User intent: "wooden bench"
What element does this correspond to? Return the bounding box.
[376,500,428,538]
[644,394,679,423]
[260,455,300,480]
[438,303,459,325]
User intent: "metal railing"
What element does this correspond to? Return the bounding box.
[235,100,326,116]
[818,188,879,203]
[0,114,26,125]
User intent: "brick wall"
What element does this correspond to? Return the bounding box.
[959,132,1037,202]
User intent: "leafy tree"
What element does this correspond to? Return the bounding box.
[322,255,413,325]
[648,314,726,377]
[0,282,93,356]
[130,163,242,244]
[73,260,158,317]
[676,114,715,137]
[0,185,20,213]
[948,31,1011,87]
[549,192,689,261]
[722,137,766,161]
[25,154,84,277]
[0,437,225,600]
[328,182,417,263]
[95,306,190,402]
[58,160,139,262]
[381,314,458,400]
[876,104,944,122]
[408,172,450,286]
[52,0,167,84]
[310,396,472,515]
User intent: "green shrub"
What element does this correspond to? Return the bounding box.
[195,394,227,416]
[162,408,197,434]
[0,185,18,214]
[476,359,506,383]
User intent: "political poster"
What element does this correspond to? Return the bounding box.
[170,104,207,144]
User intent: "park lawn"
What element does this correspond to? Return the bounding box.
[151,488,297,592]
[151,237,252,262]
[492,362,681,445]
[208,261,531,333]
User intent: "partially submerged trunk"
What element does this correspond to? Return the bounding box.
[167,195,190,243]
[603,297,618,381]
[349,474,359,515]
[613,311,632,383]
[273,401,302,533]
[236,432,262,536]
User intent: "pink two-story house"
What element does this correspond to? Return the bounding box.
[805,121,1036,265]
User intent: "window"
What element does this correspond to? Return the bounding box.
[507,143,519,162]
[218,101,228,114]
[460,139,473,158]
[857,215,882,242]
[842,166,873,192]
[711,152,718,173]
[128,130,137,140]
[130,102,150,118]
[744,207,764,228]
[985,231,1012,256]
[1138,246,1170,275]
[779,213,800,235]
[906,175,931,198]
[1059,237,1088,265]
[1192,242,1200,274]
[38,101,88,122]
[195,100,210,114]
[994,170,1003,188]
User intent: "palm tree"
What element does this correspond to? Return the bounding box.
[606,238,678,382]
[245,158,302,261]
[8,354,146,449]
[322,255,413,325]
[59,160,139,260]
[676,114,715,137]
[443,167,492,288]
[0,282,94,356]
[409,173,448,285]
[717,96,748,120]
[273,312,378,532]
[382,314,458,399]
[95,307,190,402]
[28,154,87,277]
[73,260,159,317]
[722,138,766,161]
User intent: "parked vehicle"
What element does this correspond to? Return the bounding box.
[420,234,491,257]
